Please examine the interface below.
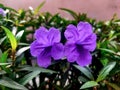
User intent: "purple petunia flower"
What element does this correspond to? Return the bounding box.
[0,8,6,17]
[64,22,97,66]
[30,27,64,68]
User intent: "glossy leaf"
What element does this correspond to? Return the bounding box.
[19,70,41,85]
[106,82,120,90]
[1,26,17,52]
[0,63,10,66]
[0,77,28,90]
[16,30,24,41]
[96,62,116,82]
[78,76,88,82]
[19,65,56,74]
[80,81,98,89]
[60,8,78,20]
[0,36,6,45]
[16,46,30,57]
[0,70,6,75]
[0,51,8,63]
[74,65,94,80]
[34,1,45,15]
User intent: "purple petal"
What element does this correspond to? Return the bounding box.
[0,8,6,16]
[82,33,97,51]
[65,43,79,62]
[30,40,44,57]
[51,43,64,60]
[76,47,92,66]
[77,22,93,42]
[34,27,49,45]
[37,47,51,68]
[77,22,93,33]
[47,27,60,44]
[37,54,51,68]
[64,24,79,43]
[77,33,97,51]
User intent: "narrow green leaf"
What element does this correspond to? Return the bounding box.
[18,43,30,46]
[0,49,2,56]
[19,70,41,85]
[16,30,24,41]
[34,1,45,15]
[96,62,116,82]
[0,51,11,73]
[60,8,78,19]
[1,26,17,52]
[78,76,88,82]
[19,66,56,74]
[0,51,8,63]
[99,48,116,54]
[106,82,120,90]
[0,70,6,75]
[80,81,98,89]
[0,63,10,66]
[0,36,6,45]
[74,65,94,80]
[16,46,30,57]
[0,77,28,90]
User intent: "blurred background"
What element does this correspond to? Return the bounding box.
[0,0,120,20]
[0,0,120,21]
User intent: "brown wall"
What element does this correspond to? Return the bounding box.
[0,0,120,21]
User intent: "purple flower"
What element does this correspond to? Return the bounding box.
[0,8,6,17]
[30,27,64,68]
[64,22,97,66]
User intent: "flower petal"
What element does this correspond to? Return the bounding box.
[37,47,51,68]
[37,54,51,68]
[77,33,97,51]
[0,8,6,16]
[65,43,79,62]
[51,43,64,60]
[64,24,79,43]
[47,27,60,44]
[77,22,93,42]
[76,47,92,66]
[82,33,97,51]
[30,40,44,57]
[34,27,49,45]
[77,22,93,33]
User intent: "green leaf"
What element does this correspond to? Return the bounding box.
[19,70,41,85]
[60,8,78,20]
[16,30,24,42]
[18,43,30,46]
[16,46,30,57]
[0,70,6,75]
[99,48,116,55]
[0,36,6,45]
[0,51,11,73]
[78,76,88,82]
[74,65,94,80]
[0,51,8,63]
[96,62,116,82]
[106,82,120,90]
[0,77,28,90]
[34,1,45,15]
[0,63,10,66]
[1,26,17,52]
[80,81,98,89]
[19,65,56,74]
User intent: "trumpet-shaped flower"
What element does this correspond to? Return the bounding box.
[0,8,6,16]
[30,27,64,68]
[64,22,97,66]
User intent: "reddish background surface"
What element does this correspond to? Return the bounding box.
[1,0,120,21]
